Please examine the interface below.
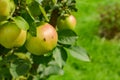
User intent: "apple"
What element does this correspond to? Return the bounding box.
[0,22,27,48]
[0,0,15,21]
[57,14,76,30]
[25,23,58,55]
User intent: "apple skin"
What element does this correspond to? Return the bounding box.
[25,23,58,55]
[0,0,15,21]
[57,15,76,30]
[0,0,10,16]
[0,22,27,48]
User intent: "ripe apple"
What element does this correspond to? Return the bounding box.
[25,23,58,55]
[0,0,15,21]
[57,14,76,30]
[0,22,27,48]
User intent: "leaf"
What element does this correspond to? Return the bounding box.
[28,1,41,17]
[28,22,37,36]
[27,0,49,22]
[14,52,28,60]
[0,57,11,79]
[0,75,3,80]
[53,47,67,68]
[40,65,64,78]
[0,67,11,79]
[67,46,90,62]
[10,63,19,78]
[14,52,33,64]
[52,0,57,4]
[26,0,33,4]
[12,16,29,30]
[37,64,46,74]
[35,0,43,4]
[0,56,2,61]
[16,62,31,75]
[21,9,35,24]
[39,5,49,22]
[10,59,31,78]
[33,75,41,80]
[58,29,78,45]
[32,54,52,65]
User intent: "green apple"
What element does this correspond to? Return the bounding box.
[0,22,27,48]
[57,14,76,30]
[25,23,58,55]
[0,0,15,21]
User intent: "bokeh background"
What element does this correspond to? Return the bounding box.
[49,0,120,80]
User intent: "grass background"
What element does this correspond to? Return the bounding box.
[48,0,120,80]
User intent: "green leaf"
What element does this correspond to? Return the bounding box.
[12,16,29,30]
[0,57,11,79]
[37,64,46,74]
[0,67,11,79]
[0,75,3,80]
[21,9,35,24]
[10,63,19,78]
[14,52,33,64]
[21,11,37,36]
[10,59,31,78]
[40,65,64,78]
[58,29,78,45]
[32,54,52,65]
[52,0,57,4]
[28,1,41,17]
[16,62,31,75]
[33,75,41,80]
[67,46,90,62]
[26,0,33,4]
[39,5,49,22]
[0,56,2,61]
[35,0,43,4]
[53,47,67,68]
[28,22,37,36]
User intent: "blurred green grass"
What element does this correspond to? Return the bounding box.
[48,0,120,80]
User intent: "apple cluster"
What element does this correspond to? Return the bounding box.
[0,0,76,56]
[0,1,86,79]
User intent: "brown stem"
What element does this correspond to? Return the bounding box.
[49,0,66,27]
[49,8,60,28]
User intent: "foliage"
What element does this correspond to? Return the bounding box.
[98,2,120,39]
[0,0,90,80]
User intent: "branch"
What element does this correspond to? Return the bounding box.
[49,8,60,28]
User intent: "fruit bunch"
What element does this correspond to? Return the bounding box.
[98,2,120,39]
[0,0,89,79]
